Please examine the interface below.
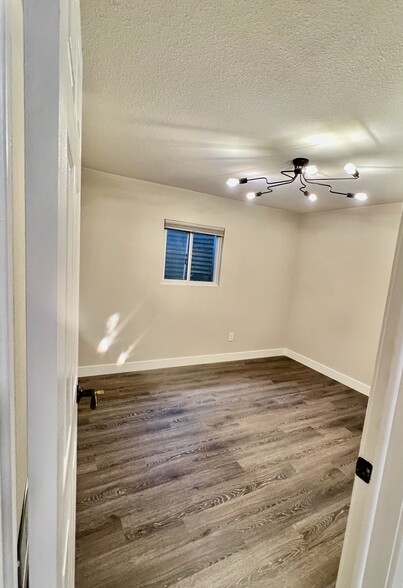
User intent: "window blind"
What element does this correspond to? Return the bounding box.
[190,233,217,282]
[164,229,190,280]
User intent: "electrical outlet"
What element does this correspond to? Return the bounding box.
[228,332,235,342]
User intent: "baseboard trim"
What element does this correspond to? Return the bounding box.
[284,349,370,396]
[78,348,287,377]
[78,347,371,396]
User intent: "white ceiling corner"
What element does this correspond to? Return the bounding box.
[81,0,403,213]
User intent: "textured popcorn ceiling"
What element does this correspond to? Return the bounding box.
[81,0,403,213]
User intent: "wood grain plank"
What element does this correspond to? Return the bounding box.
[76,356,367,587]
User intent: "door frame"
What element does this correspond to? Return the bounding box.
[0,0,18,586]
[24,0,64,583]
[8,2,403,585]
[337,212,403,587]
[24,0,83,585]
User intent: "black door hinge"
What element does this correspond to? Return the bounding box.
[356,456,373,484]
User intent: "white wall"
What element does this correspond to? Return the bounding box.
[79,169,299,368]
[287,204,402,386]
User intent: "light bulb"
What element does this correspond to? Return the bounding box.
[226,178,239,188]
[344,162,357,175]
[308,193,318,202]
[306,165,318,176]
[246,192,256,200]
[354,192,368,201]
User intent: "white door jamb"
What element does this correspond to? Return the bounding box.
[337,214,403,586]
[0,0,18,585]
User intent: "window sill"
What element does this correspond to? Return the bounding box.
[161,280,219,287]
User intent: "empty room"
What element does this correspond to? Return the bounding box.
[3,1,403,587]
[73,2,403,586]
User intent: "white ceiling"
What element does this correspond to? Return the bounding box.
[81,0,403,213]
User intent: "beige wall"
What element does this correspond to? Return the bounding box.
[11,0,27,524]
[79,169,299,366]
[79,169,402,390]
[287,203,402,386]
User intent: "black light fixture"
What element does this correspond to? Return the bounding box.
[226,158,368,203]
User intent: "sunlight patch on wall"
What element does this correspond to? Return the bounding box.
[115,331,148,366]
[96,312,121,353]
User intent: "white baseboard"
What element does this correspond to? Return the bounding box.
[78,347,370,396]
[78,348,286,377]
[284,349,370,396]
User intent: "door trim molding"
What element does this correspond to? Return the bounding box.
[0,0,18,585]
[24,0,61,584]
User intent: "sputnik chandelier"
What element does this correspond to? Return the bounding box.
[226,157,368,203]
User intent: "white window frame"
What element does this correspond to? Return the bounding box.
[162,220,224,287]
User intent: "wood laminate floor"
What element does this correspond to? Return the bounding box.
[76,357,367,588]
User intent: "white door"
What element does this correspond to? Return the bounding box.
[363,373,403,587]
[24,0,82,586]
[337,214,403,587]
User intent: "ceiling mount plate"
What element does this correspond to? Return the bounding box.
[292,157,309,169]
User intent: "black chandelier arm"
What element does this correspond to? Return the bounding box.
[303,175,350,197]
[248,171,297,191]
[303,176,358,182]
[281,170,297,180]
[243,176,270,184]
[266,179,295,188]
[328,188,353,196]
[257,180,296,194]
[252,173,297,197]
[264,173,296,189]
[256,189,273,197]
[299,174,308,195]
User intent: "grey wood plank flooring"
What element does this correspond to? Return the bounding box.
[76,356,367,587]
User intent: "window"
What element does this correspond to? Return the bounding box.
[163,220,224,284]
